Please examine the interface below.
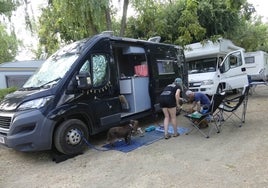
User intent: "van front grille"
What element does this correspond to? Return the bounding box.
[0,116,11,129]
[189,82,201,87]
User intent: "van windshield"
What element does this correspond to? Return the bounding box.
[188,57,217,74]
[23,39,87,89]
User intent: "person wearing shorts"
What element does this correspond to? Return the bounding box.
[159,78,183,139]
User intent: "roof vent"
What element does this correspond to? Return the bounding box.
[148,36,161,43]
[101,31,114,36]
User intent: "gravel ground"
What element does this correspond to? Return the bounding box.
[0,86,268,188]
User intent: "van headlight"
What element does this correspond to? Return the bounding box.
[201,80,214,85]
[17,96,54,111]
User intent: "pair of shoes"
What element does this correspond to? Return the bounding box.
[173,133,180,137]
[165,134,171,139]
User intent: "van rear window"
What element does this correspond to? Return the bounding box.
[245,56,255,64]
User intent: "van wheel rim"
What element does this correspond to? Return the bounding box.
[66,129,81,145]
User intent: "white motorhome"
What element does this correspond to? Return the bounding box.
[244,51,268,82]
[185,38,249,95]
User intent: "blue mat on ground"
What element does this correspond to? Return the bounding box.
[155,125,189,134]
[102,130,164,153]
[102,125,189,153]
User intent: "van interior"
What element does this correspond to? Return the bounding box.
[112,45,151,116]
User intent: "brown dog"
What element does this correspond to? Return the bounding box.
[106,120,139,147]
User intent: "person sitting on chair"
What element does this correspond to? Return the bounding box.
[185,90,211,114]
[185,90,211,128]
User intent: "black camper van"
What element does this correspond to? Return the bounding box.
[0,32,187,155]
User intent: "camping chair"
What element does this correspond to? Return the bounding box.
[184,92,226,138]
[218,85,250,127]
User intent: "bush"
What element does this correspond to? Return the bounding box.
[0,87,17,101]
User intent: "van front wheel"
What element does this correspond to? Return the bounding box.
[54,119,89,155]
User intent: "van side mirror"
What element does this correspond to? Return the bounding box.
[76,72,92,89]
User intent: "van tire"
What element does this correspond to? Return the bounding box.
[54,119,89,155]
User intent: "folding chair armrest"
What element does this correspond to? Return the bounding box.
[223,95,242,103]
[220,102,234,109]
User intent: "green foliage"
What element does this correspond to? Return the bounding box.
[35,0,268,54]
[0,87,17,101]
[0,25,19,63]
[0,0,19,16]
[125,0,162,39]
[126,0,206,46]
[176,0,206,45]
[126,0,266,52]
[37,0,111,56]
[230,18,268,52]
[38,7,60,56]
[197,0,255,40]
[0,0,21,63]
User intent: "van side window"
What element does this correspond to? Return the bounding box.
[230,52,242,68]
[245,56,255,64]
[92,54,108,87]
[152,46,177,75]
[79,60,90,74]
[222,51,243,72]
[157,60,175,75]
[223,57,230,72]
[230,56,237,68]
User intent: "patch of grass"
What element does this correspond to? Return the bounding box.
[0,87,17,101]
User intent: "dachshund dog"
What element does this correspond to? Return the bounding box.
[106,120,140,147]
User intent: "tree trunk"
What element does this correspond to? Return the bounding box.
[119,0,129,37]
[105,7,112,31]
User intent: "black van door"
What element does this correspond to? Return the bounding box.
[146,45,180,109]
[77,44,121,132]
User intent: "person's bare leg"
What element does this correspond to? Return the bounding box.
[168,107,179,136]
[162,108,171,138]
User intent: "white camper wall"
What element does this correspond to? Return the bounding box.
[0,74,7,88]
[0,60,44,89]
[245,51,268,81]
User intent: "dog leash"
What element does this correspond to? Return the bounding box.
[77,130,110,152]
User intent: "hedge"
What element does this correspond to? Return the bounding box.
[0,87,17,101]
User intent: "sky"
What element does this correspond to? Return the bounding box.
[10,1,47,61]
[10,0,268,61]
[248,0,268,22]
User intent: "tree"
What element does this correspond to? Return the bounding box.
[119,0,129,36]
[0,0,19,17]
[0,0,19,63]
[126,0,206,45]
[37,0,116,56]
[197,0,255,40]
[36,0,268,55]
[126,0,265,52]
[125,0,169,40]
[0,25,18,63]
[230,17,268,52]
[176,0,206,45]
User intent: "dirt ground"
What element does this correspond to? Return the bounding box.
[1,86,268,188]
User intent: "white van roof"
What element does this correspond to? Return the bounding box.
[185,38,244,59]
[244,50,268,57]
